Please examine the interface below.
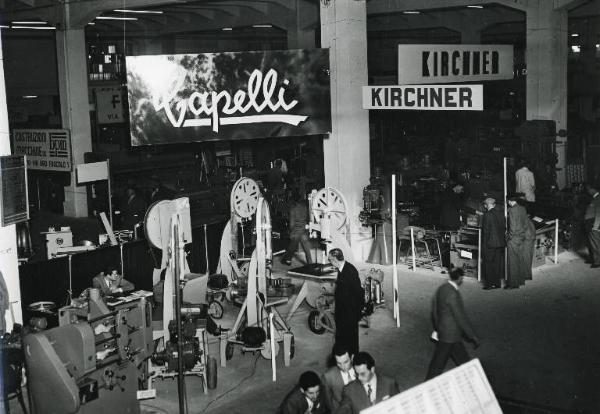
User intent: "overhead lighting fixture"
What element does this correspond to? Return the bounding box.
[222,27,233,31]
[403,11,421,14]
[571,45,581,53]
[12,21,47,25]
[113,9,163,14]
[467,5,484,8]
[596,43,600,48]
[11,26,56,30]
[23,95,38,99]
[0,25,9,29]
[252,24,272,28]
[88,22,96,25]
[571,33,579,37]
[96,16,138,21]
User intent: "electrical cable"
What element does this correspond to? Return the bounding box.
[200,353,260,413]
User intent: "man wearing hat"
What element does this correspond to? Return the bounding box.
[506,194,536,288]
[481,197,505,290]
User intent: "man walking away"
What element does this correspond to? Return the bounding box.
[426,267,480,379]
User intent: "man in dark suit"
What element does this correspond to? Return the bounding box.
[92,266,135,295]
[322,344,356,412]
[481,197,506,289]
[584,186,600,268]
[279,370,329,414]
[328,248,364,357]
[337,352,398,413]
[425,267,480,379]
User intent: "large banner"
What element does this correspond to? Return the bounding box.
[362,85,483,111]
[12,129,72,171]
[126,49,331,146]
[398,44,513,84]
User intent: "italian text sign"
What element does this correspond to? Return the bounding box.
[126,49,331,146]
[398,44,513,84]
[12,129,72,171]
[362,85,483,111]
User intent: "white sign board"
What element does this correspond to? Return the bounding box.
[12,129,72,171]
[362,85,483,111]
[95,86,124,123]
[398,44,514,84]
[361,359,502,414]
[76,161,109,184]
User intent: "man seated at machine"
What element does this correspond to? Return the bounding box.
[92,266,135,295]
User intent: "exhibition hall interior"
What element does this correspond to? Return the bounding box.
[0,0,599,413]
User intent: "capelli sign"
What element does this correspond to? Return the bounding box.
[126,49,331,145]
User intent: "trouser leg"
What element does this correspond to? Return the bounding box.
[426,342,453,380]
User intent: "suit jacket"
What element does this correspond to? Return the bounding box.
[322,367,350,412]
[278,387,329,414]
[431,282,477,343]
[584,193,600,231]
[92,274,135,295]
[337,375,398,414]
[507,204,535,243]
[334,262,364,326]
[482,206,506,249]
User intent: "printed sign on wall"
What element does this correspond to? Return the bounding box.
[362,85,483,111]
[95,86,124,124]
[126,49,331,146]
[398,44,514,84]
[12,129,72,171]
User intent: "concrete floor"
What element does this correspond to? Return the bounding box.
[8,251,599,414]
[136,251,600,414]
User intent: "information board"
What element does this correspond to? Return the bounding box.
[361,359,502,414]
[12,129,72,171]
[362,85,483,111]
[0,155,29,227]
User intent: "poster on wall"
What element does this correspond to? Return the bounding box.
[126,49,331,146]
[12,129,72,171]
[397,44,514,84]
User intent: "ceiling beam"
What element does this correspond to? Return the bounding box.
[554,0,590,10]
[367,0,528,16]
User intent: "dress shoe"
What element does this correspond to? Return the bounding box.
[483,285,499,290]
[281,259,292,266]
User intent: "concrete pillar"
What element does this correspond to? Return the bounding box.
[0,34,23,330]
[56,28,92,217]
[288,0,317,49]
[320,0,371,259]
[526,2,568,188]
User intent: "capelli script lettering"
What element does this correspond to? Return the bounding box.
[155,69,308,133]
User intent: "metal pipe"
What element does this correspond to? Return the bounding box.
[174,221,187,414]
[95,334,119,347]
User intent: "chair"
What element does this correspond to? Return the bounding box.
[1,347,28,414]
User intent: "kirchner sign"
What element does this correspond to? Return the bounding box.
[397,44,514,84]
[362,85,483,111]
[126,49,331,145]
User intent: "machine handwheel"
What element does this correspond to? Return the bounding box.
[208,300,224,319]
[260,340,280,359]
[231,177,261,219]
[308,310,327,334]
[311,187,348,231]
[225,342,235,360]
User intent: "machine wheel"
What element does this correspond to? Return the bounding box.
[308,310,327,334]
[225,342,235,360]
[208,300,224,319]
[261,340,280,360]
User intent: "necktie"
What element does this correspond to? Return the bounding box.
[367,384,373,404]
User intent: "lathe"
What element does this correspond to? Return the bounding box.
[24,288,153,414]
